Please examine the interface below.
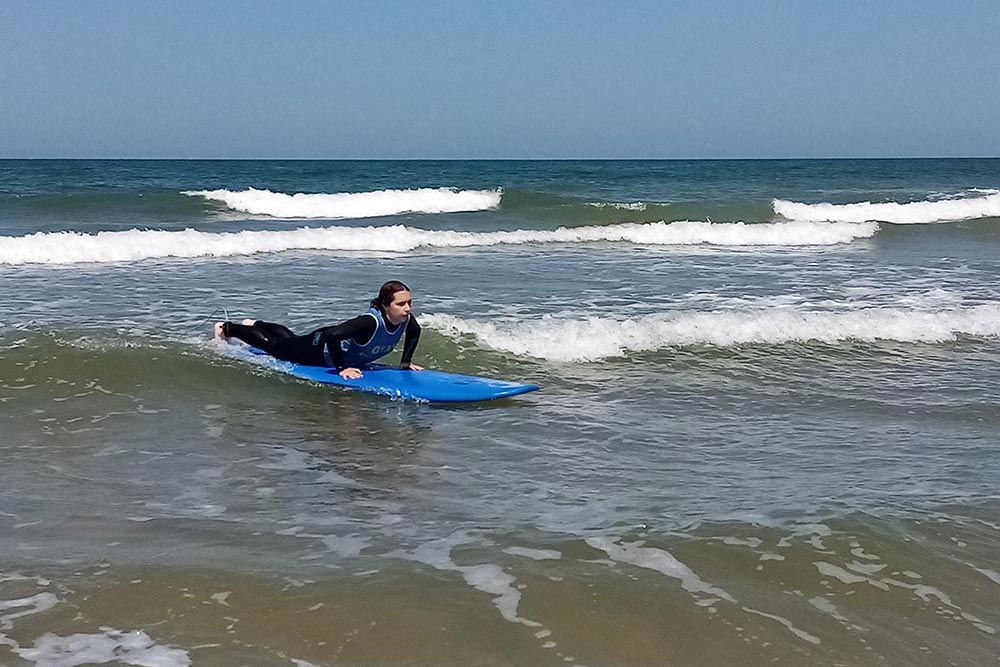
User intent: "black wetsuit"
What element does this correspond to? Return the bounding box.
[222,314,420,369]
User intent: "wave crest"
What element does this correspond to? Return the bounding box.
[423,306,1000,361]
[773,190,1000,224]
[183,187,502,219]
[0,220,877,265]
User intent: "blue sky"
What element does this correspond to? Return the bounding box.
[2,1,998,159]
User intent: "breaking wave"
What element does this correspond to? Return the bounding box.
[773,190,1000,224]
[423,305,1000,361]
[0,220,877,265]
[183,187,502,219]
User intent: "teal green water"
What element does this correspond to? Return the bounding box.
[2,160,1000,665]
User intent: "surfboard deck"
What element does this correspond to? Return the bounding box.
[243,348,539,402]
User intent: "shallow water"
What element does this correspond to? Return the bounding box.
[2,159,1000,666]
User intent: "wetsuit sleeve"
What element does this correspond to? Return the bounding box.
[400,315,421,368]
[315,316,378,369]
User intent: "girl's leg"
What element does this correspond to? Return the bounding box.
[215,319,259,341]
[215,320,321,365]
[217,320,296,353]
[250,321,297,339]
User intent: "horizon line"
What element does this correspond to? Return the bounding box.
[3,155,999,161]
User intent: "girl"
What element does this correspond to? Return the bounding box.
[215,280,422,380]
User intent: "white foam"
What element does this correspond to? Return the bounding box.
[0,580,59,660]
[423,304,1000,361]
[793,523,833,537]
[846,561,887,576]
[587,201,648,211]
[741,607,821,645]
[15,628,190,667]
[404,532,540,627]
[588,538,827,645]
[320,534,369,558]
[183,187,502,219]
[809,596,848,621]
[881,576,995,634]
[718,537,762,548]
[0,219,876,265]
[850,546,881,561]
[815,561,885,588]
[209,592,230,606]
[503,546,563,561]
[0,592,60,625]
[774,190,1000,223]
[975,568,1000,585]
[585,538,736,603]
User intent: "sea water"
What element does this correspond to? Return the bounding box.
[2,159,999,666]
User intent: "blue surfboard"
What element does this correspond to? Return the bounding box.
[241,348,539,403]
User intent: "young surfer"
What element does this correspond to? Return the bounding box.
[214,280,422,379]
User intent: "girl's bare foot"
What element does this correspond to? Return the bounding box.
[213,322,228,341]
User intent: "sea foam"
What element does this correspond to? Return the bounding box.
[183,187,502,219]
[403,531,539,627]
[423,305,1000,361]
[0,220,876,265]
[773,190,1000,224]
[15,629,191,667]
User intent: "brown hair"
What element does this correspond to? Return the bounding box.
[370,280,410,310]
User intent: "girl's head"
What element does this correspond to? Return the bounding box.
[371,280,412,325]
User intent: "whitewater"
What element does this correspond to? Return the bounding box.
[423,305,1000,361]
[774,190,1000,224]
[0,220,878,265]
[184,187,502,219]
[184,186,1000,226]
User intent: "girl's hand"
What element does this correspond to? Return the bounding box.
[339,367,363,379]
[402,363,424,371]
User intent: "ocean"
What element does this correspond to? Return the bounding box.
[2,159,999,666]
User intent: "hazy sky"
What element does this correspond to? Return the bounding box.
[2,1,998,159]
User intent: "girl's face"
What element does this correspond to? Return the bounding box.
[384,290,412,325]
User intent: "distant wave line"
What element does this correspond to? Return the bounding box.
[586,201,648,211]
[0,220,878,265]
[183,187,502,219]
